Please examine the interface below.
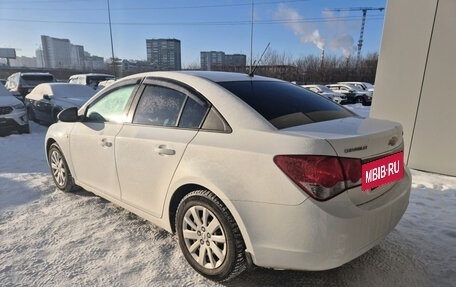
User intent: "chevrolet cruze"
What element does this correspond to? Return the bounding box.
[45,71,411,281]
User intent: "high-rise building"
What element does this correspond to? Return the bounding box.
[70,45,85,70]
[146,39,181,71]
[41,35,87,69]
[200,51,225,71]
[225,54,247,67]
[200,51,246,71]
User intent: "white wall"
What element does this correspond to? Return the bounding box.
[371,0,456,176]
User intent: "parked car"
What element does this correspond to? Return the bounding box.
[5,72,55,101]
[326,83,372,105]
[338,81,374,96]
[68,73,115,89]
[45,71,411,281]
[95,79,116,92]
[0,84,29,135]
[301,84,348,104]
[25,83,95,125]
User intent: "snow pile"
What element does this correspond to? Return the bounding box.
[1,105,455,286]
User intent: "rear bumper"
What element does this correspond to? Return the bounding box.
[234,168,411,271]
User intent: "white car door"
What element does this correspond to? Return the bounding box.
[69,83,138,200]
[115,80,209,217]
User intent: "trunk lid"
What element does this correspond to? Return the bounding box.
[282,116,404,205]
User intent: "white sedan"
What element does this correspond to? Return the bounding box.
[45,71,411,281]
[301,84,348,104]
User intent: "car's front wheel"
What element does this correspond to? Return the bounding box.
[48,143,76,192]
[176,190,247,281]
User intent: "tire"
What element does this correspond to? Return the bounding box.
[355,96,364,104]
[48,143,76,192]
[176,190,247,282]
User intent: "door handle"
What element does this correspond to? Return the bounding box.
[154,145,175,156]
[101,138,113,147]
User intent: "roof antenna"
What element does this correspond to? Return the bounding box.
[249,0,254,76]
[249,42,270,77]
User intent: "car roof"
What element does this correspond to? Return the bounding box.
[338,81,369,85]
[121,71,281,83]
[69,73,115,78]
[302,84,324,88]
[19,72,54,76]
[33,82,95,97]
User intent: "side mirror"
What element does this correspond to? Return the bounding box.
[58,107,79,122]
[43,94,51,100]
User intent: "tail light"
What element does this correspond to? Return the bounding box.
[274,155,361,201]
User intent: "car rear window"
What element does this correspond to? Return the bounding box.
[21,75,54,86]
[218,81,356,129]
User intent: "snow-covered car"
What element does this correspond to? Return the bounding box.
[0,84,29,134]
[338,81,375,96]
[68,73,115,89]
[5,72,55,101]
[45,71,411,281]
[301,84,348,104]
[326,83,372,105]
[95,79,116,92]
[25,83,95,125]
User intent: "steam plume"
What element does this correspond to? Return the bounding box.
[275,4,325,50]
[275,5,357,57]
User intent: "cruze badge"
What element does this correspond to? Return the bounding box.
[344,145,367,153]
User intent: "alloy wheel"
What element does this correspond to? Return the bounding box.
[182,205,227,269]
[50,149,67,187]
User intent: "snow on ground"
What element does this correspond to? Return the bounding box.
[1,104,455,287]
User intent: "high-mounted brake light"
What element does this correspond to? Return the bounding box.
[274,155,361,201]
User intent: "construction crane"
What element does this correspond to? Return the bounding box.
[328,7,384,59]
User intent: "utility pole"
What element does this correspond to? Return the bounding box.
[249,0,254,75]
[328,7,384,59]
[107,0,116,77]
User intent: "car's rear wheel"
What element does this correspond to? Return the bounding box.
[48,143,76,192]
[176,190,247,281]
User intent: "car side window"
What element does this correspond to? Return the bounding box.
[133,85,186,127]
[133,84,209,129]
[86,85,135,123]
[179,96,208,129]
[201,108,230,132]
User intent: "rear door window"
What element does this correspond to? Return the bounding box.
[133,85,186,127]
[133,84,209,129]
